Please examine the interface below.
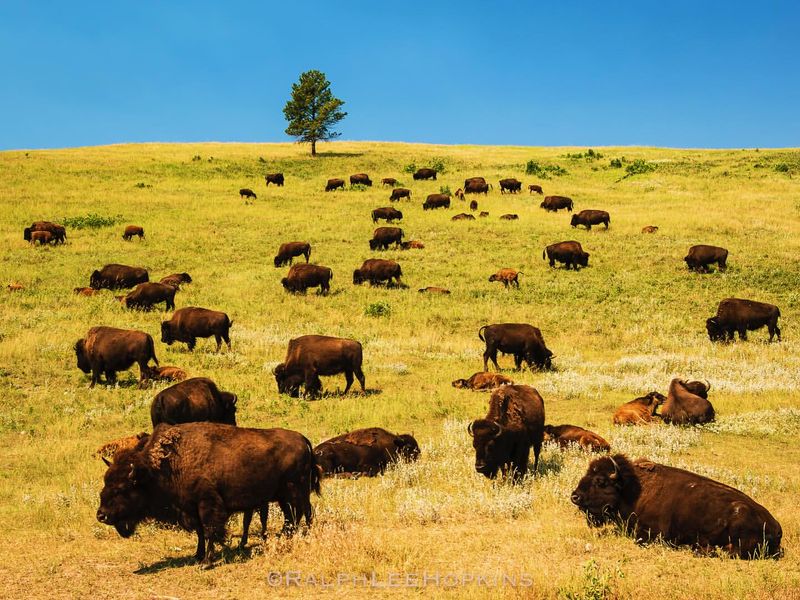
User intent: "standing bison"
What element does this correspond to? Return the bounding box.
[543,241,589,270]
[239,188,257,200]
[353,259,402,286]
[488,268,522,288]
[422,194,450,210]
[75,326,159,387]
[90,264,149,290]
[150,377,237,427]
[413,168,437,180]
[160,272,193,289]
[540,196,573,212]
[161,307,232,351]
[571,210,610,229]
[371,207,403,223]
[264,173,284,186]
[350,173,373,186]
[122,225,144,241]
[468,385,545,481]
[281,263,333,295]
[381,177,397,187]
[274,335,365,398]
[706,298,781,342]
[529,184,544,195]
[314,428,420,476]
[479,323,553,371]
[122,282,176,311]
[389,188,411,202]
[369,226,404,250]
[571,454,782,558]
[464,180,490,195]
[325,178,346,192]
[24,221,67,243]
[684,245,728,272]
[499,178,522,193]
[660,379,714,425]
[274,241,311,268]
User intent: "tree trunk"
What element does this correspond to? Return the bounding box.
[311,140,316,156]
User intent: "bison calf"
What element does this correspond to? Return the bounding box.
[543,424,609,452]
[239,188,257,200]
[452,372,513,390]
[122,225,144,240]
[612,392,665,425]
[314,428,420,477]
[488,268,522,288]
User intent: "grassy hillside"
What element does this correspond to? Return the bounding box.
[1,141,800,599]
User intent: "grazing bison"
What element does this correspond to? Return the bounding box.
[571,209,610,230]
[400,240,424,250]
[418,286,450,294]
[264,173,284,186]
[488,268,522,288]
[469,385,545,481]
[274,335,365,397]
[7,282,24,292]
[381,177,397,187]
[500,213,519,220]
[660,379,714,425]
[371,207,403,223]
[274,241,311,268]
[161,307,232,351]
[369,226,404,250]
[464,180,490,195]
[75,326,159,387]
[529,184,544,195]
[499,178,522,194]
[122,282,176,311]
[281,263,333,295]
[642,225,659,234]
[350,173,373,186]
[90,264,149,290]
[29,230,53,245]
[150,377,238,427]
[159,272,193,289]
[325,178,346,192]
[571,454,782,558]
[353,258,402,286]
[96,422,320,566]
[423,194,450,210]
[454,188,465,200]
[412,168,437,180]
[74,286,101,296]
[452,372,513,390]
[469,200,478,211]
[706,298,781,342]
[122,225,144,241]
[389,187,411,202]
[543,241,590,270]
[24,221,66,243]
[543,424,610,452]
[479,323,553,371]
[452,213,475,221]
[479,211,489,217]
[140,365,188,385]
[239,188,257,200]
[464,176,487,188]
[314,428,420,476]
[540,195,573,212]
[685,244,728,272]
[612,392,665,425]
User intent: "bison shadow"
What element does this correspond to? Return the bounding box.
[315,151,364,158]
[307,388,383,400]
[134,555,198,574]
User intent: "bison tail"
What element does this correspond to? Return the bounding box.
[306,438,322,496]
[542,249,546,260]
[478,325,488,342]
[147,335,159,367]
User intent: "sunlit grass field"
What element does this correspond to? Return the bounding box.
[1,141,800,599]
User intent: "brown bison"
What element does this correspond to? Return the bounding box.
[314,428,420,476]
[529,184,543,194]
[707,298,781,342]
[239,188,257,200]
[29,230,53,245]
[353,259,402,286]
[423,194,450,210]
[274,241,311,268]
[371,207,403,223]
[543,241,590,270]
[464,180,490,195]
[454,188,465,200]
[660,379,714,425]
[122,225,144,240]
[389,187,411,201]
[281,263,333,295]
[122,282,176,311]
[488,268,522,288]
[641,225,659,234]
[150,377,237,427]
[370,226,404,250]
[7,283,24,292]
[325,178,346,191]
[685,244,728,272]
[571,454,782,558]
[381,177,397,187]
[499,213,519,220]
[464,176,487,188]
[451,371,513,390]
[274,334,365,398]
[159,272,193,289]
[161,307,232,351]
[96,422,320,566]
[499,178,522,193]
[400,240,424,250]
[479,211,489,217]
[571,209,610,230]
[452,213,475,221]
[468,385,545,480]
[469,200,478,211]
[350,173,373,186]
[75,326,159,387]
[540,195,573,212]
[413,168,437,180]
[95,432,149,463]
[264,173,284,186]
[74,286,101,296]
[418,286,450,294]
[140,365,188,385]
[613,392,666,425]
[479,323,553,371]
[543,424,609,452]
[90,264,149,290]
[24,221,66,243]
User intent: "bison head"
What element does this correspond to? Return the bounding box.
[394,434,421,461]
[160,321,175,345]
[74,339,91,373]
[219,392,238,425]
[96,454,151,538]
[679,379,710,399]
[280,277,292,292]
[570,214,580,227]
[274,255,284,268]
[23,227,32,241]
[578,252,590,267]
[353,269,364,285]
[177,272,192,283]
[275,363,304,396]
[89,270,102,289]
[706,317,724,342]
[451,379,470,389]
[369,239,380,251]
[468,419,513,479]
[487,274,498,283]
[571,454,640,526]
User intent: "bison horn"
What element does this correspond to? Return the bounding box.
[493,423,502,438]
[467,422,474,437]
[101,456,111,467]
[703,379,711,392]
[607,455,620,480]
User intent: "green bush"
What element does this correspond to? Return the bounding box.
[133,182,152,189]
[564,149,603,160]
[403,162,417,174]
[364,301,391,318]
[775,163,790,173]
[439,185,451,195]
[350,183,369,191]
[624,159,655,177]
[609,158,624,168]
[403,157,447,175]
[62,213,120,229]
[525,160,568,178]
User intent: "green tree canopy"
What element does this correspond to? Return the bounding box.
[283,70,347,156]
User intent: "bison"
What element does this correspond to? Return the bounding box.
[161,307,232,351]
[612,392,665,425]
[274,334,365,398]
[314,428,420,476]
[488,268,522,288]
[122,282,176,311]
[325,178,346,192]
[451,372,513,390]
[464,176,487,188]
[239,188,257,200]
[74,286,101,296]
[479,323,553,371]
[281,263,333,295]
[499,178,522,193]
[543,424,609,452]
[422,194,450,210]
[150,377,237,427]
[642,225,659,234]
[499,213,519,220]
[418,286,450,294]
[529,184,544,195]
[389,187,411,202]
[571,209,610,230]
[469,200,478,211]
[454,188,465,200]
[464,180,490,195]
[479,211,489,218]
[452,213,475,221]
[381,177,397,187]
[264,173,284,186]
[413,168,437,180]
[660,379,714,425]
[571,454,782,558]
[540,195,573,212]
[75,326,159,387]
[706,298,781,342]
[24,221,66,243]
[140,365,188,385]
[353,258,402,286]
[400,240,424,250]
[543,241,589,270]
[468,385,545,481]
[96,422,320,566]
[95,432,149,463]
[371,207,403,223]
[29,230,53,245]
[369,226,404,250]
[350,173,373,186]
[159,272,193,289]
[90,264,149,290]
[274,241,311,268]
[684,244,728,272]
[122,225,144,240]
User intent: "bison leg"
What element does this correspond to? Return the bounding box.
[343,370,354,394]
[769,322,781,342]
[197,495,228,567]
[105,370,117,385]
[549,258,555,268]
[512,446,531,481]
[240,510,253,549]
[258,504,269,538]
[166,297,175,311]
[738,328,748,341]
[514,354,523,370]
[214,335,222,352]
[195,528,206,561]
[277,500,299,536]
[187,337,196,351]
[354,365,366,393]
[483,346,500,372]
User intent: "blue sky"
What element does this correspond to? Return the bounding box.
[1,1,798,149]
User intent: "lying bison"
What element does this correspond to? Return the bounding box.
[423,194,450,210]
[350,173,372,186]
[707,298,781,342]
[274,241,311,268]
[452,372,513,390]
[488,268,522,288]
[642,225,659,234]
[389,187,411,202]
[479,323,553,371]
[400,240,424,250]
[122,282,176,311]
[660,379,714,425]
[540,195,573,212]
[418,286,450,294]
[369,226,404,250]
[140,365,187,385]
[314,428,420,476]
[274,334,365,398]
[161,307,232,351]
[685,244,728,272]
[543,241,589,270]
[452,213,475,221]
[413,168,437,180]
[74,286,101,296]
[469,385,545,481]
[543,424,609,452]
[571,209,609,230]
[571,454,782,558]
[75,326,159,387]
[371,207,403,223]
[612,392,665,425]
[122,225,144,240]
[96,422,320,566]
[150,377,237,427]
[500,213,519,220]
[90,264,149,290]
[264,172,284,186]
[353,259,402,286]
[281,263,333,295]
[499,178,522,193]
[325,178,346,192]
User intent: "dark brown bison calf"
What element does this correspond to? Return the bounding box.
[161,307,232,351]
[314,428,420,476]
[122,225,144,240]
[529,184,543,194]
[239,188,257,200]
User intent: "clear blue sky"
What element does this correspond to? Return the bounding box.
[1,1,798,150]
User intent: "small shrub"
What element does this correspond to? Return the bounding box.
[258,157,267,163]
[564,149,603,160]
[133,182,151,189]
[559,559,624,600]
[191,155,201,161]
[403,162,417,174]
[775,163,790,173]
[429,157,447,174]
[624,159,655,177]
[364,301,391,318]
[526,160,568,178]
[609,158,624,168]
[439,185,451,195]
[62,213,120,229]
